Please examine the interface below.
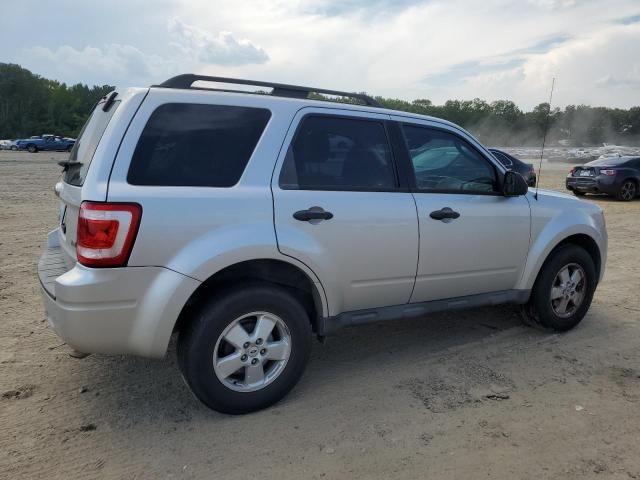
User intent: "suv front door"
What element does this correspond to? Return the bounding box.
[272,109,419,315]
[394,118,531,302]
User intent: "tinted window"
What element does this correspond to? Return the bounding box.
[491,150,513,168]
[64,100,120,186]
[402,125,498,193]
[628,158,640,169]
[128,103,271,187]
[279,116,396,190]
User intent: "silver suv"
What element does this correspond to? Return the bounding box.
[39,75,607,414]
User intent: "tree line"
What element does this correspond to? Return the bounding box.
[1,63,639,146]
[0,63,113,139]
[374,97,640,146]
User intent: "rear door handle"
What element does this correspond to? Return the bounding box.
[429,207,460,221]
[293,207,334,222]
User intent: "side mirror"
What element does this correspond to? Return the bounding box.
[502,170,529,196]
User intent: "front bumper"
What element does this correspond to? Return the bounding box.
[566,175,619,195]
[39,237,200,358]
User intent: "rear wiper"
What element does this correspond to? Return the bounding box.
[58,160,83,172]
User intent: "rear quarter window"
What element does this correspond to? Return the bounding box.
[127,103,271,187]
[63,99,120,186]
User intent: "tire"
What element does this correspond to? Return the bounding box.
[521,244,596,332]
[572,190,586,197]
[178,283,312,414]
[616,180,637,201]
[27,144,37,153]
[10,146,17,151]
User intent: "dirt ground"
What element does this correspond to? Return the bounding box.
[1,150,639,479]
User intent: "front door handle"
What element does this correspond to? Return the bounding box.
[429,207,460,221]
[293,207,334,222]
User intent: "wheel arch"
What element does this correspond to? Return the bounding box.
[551,234,601,280]
[174,258,327,336]
[519,230,604,291]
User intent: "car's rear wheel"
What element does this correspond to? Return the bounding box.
[27,144,37,153]
[572,190,586,197]
[521,244,596,331]
[178,283,312,414]
[616,180,636,201]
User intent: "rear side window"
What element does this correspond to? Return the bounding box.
[492,150,513,168]
[64,100,120,186]
[279,115,397,190]
[128,103,271,187]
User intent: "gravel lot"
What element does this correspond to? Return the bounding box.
[1,150,639,479]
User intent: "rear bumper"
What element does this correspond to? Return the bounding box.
[566,175,619,195]
[39,239,200,358]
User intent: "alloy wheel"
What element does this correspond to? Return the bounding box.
[213,311,291,392]
[620,181,636,201]
[550,263,586,318]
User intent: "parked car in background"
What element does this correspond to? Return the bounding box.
[15,135,75,153]
[0,139,19,150]
[39,75,607,414]
[566,156,640,201]
[489,148,537,187]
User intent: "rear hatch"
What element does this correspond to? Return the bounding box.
[57,94,121,263]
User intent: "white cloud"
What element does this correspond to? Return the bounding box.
[527,0,577,9]
[19,20,269,87]
[9,0,640,108]
[23,44,171,87]
[168,19,269,66]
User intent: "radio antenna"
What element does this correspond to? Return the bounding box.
[534,77,555,201]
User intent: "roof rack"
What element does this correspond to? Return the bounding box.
[154,74,383,108]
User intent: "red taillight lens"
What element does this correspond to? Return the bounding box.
[77,202,142,267]
[600,169,616,176]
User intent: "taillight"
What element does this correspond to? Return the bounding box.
[600,169,616,176]
[77,202,142,267]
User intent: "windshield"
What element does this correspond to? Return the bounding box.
[63,98,120,186]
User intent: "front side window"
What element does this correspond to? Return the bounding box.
[401,125,498,193]
[279,115,396,190]
[128,103,271,187]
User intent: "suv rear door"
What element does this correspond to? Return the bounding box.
[393,117,531,302]
[272,108,419,315]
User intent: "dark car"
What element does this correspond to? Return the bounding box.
[489,148,537,187]
[566,156,640,201]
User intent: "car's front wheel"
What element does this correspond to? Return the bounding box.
[572,190,586,197]
[178,284,312,414]
[27,144,37,153]
[521,244,596,331]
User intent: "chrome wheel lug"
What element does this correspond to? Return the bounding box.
[241,354,248,362]
[260,348,266,355]
[256,338,263,346]
[251,358,258,365]
[243,342,250,349]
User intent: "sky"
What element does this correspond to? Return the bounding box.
[3,0,640,109]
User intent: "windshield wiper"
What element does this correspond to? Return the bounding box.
[58,160,83,172]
